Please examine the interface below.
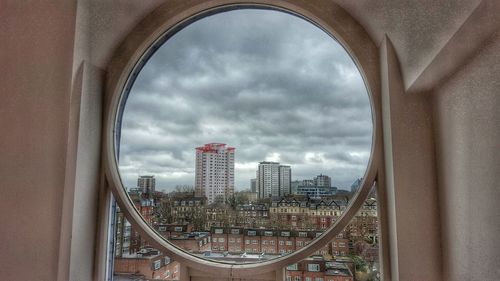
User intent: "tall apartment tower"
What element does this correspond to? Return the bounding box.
[279,165,291,197]
[195,143,235,204]
[137,175,155,195]
[250,178,257,193]
[256,162,291,199]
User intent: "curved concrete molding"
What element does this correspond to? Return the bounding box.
[407,0,500,94]
[103,0,384,279]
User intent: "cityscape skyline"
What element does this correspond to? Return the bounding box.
[120,141,368,192]
[127,154,360,193]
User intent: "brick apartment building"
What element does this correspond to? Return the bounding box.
[154,223,194,239]
[114,249,180,281]
[237,203,270,227]
[285,256,353,281]
[168,232,211,252]
[210,228,348,257]
[269,198,348,230]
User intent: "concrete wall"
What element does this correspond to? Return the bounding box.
[433,31,500,281]
[381,37,442,281]
[0,1,77,280]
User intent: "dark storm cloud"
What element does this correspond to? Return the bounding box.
[118,9,373,190]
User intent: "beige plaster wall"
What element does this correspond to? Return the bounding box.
[381,38,442,281]
[434,31,500,281]
[0,1,77,280]
[337,0,481,91]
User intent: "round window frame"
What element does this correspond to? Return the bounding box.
[103,0,382,278]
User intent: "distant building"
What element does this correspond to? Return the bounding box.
[257,161,279,199]
[167,194,207,229]
[238,190,258,202]
[350,178,363,193]
[169,232,211,253]
[291,180,300,194]
[292,174,336,198]
[154,223,194,239]
[250,178,257,193]
[270,197,348,230]
[314,174,331,188]
[114,249,180,281]
[127,189,155,253]
[296,185,336,198]
[194,143,235,204]
[302,179,315,186]
[113,206,131,257]
[279,165,292,197]
[237,203,269,227]
[137,175,155,195]
[256,161,292,199]
[285,256,354,281]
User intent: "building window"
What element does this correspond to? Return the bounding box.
[106,1,381,279]
[153,260,161,270]
[308,264,320,272]
[286,264,298,270]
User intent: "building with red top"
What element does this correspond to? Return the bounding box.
[195,143,235,204]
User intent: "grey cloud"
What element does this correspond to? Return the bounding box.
[118,9,372,190]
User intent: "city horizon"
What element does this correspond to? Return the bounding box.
[125,170,360,193]
[118,9,372,199]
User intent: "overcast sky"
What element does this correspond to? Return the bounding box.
[118,9,372,192]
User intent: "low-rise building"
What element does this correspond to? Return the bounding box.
[168,232,211,253]
[114,249,180,281]
[154,223,194,239]
[285,256,353,281]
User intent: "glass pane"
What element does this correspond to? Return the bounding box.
[116,8,372,264]
[284,184,380,281]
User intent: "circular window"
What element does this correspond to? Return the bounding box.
[105,2,379,275]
